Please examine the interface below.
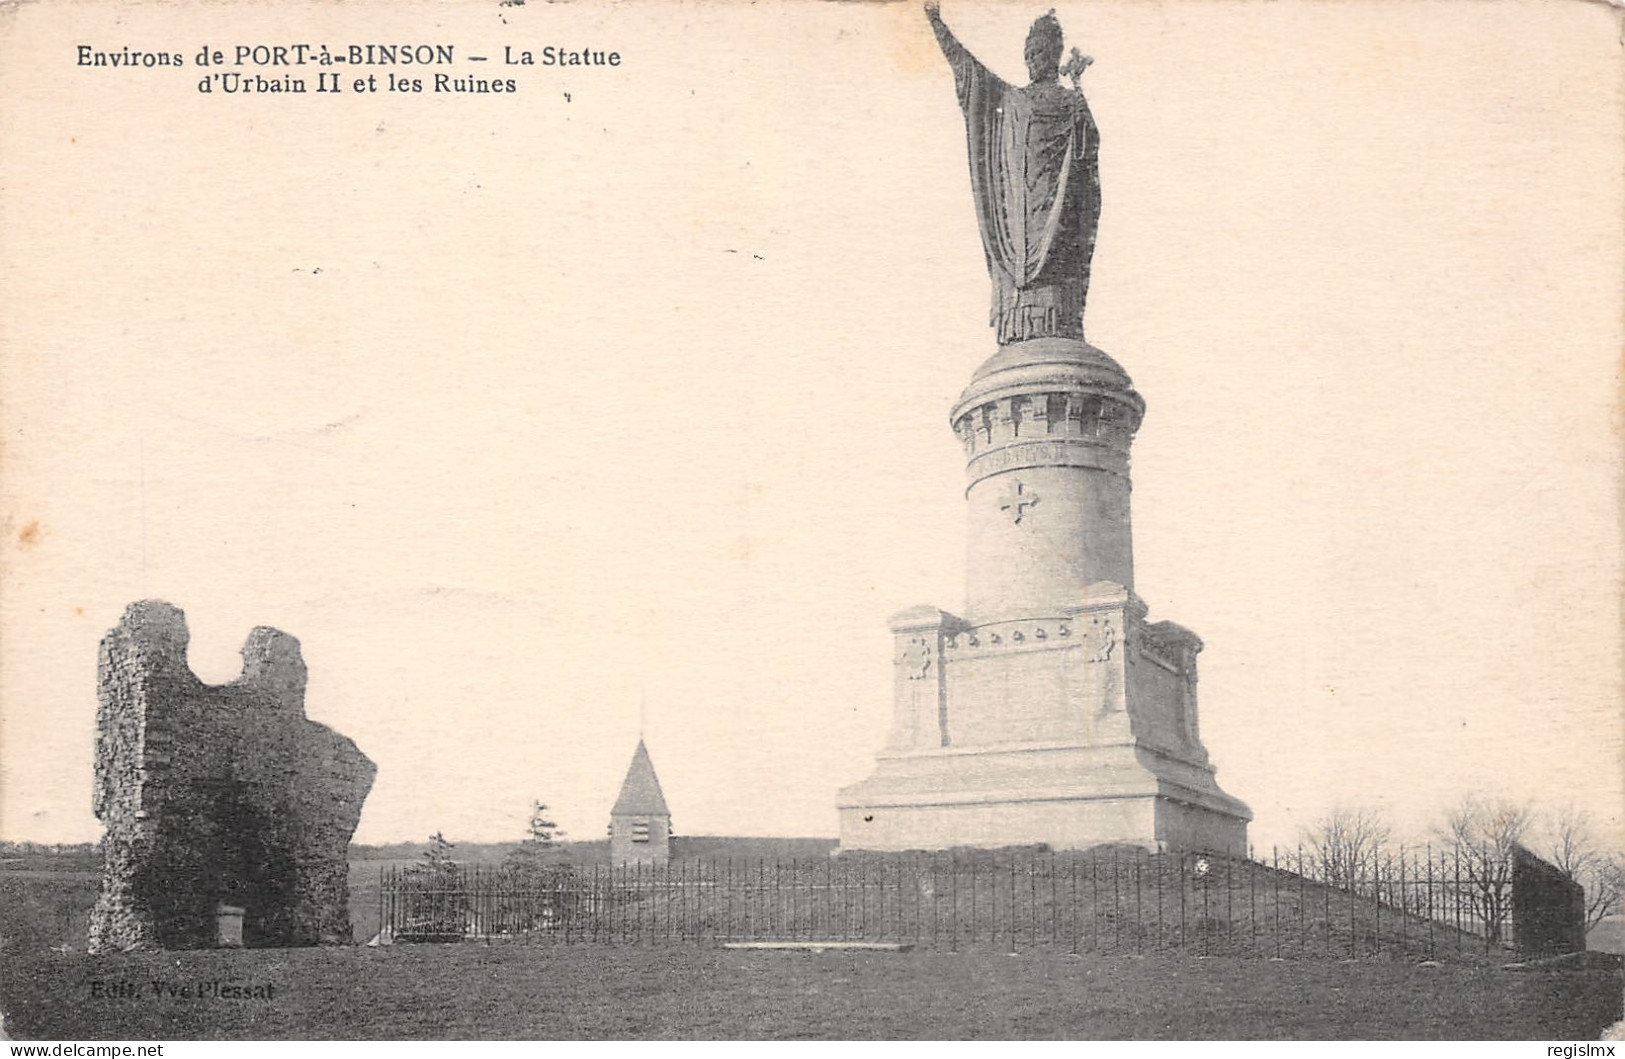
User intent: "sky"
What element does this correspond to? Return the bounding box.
[2,0,1621,857]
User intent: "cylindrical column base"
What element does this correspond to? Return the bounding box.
[950,338,1144,622]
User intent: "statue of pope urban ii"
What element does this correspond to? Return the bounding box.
[925,3,1101,345]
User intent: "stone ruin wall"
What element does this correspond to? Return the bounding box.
[89,600,376,953]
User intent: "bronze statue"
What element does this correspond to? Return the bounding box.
[925,3,1101,344]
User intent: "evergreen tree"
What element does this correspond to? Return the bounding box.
[505,801,567,878]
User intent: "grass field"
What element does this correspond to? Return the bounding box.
[0,870,99,959]
[2,944,1619,1040]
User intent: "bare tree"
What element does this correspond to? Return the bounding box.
[1582,856,1625,933]
[1299,805,1392,889]
[1538,805,1625,932]
[1435,795,1530,943]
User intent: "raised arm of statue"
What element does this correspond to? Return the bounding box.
[924,2,1002,108]
[923,2,963,63]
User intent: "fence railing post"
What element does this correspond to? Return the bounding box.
[1200,855,1209,958]
[968,858,977,949]
[1424,844,1434,959]
[1347,858,1356,960]
[1313,847,1326,958]
[1049,852,1058,949]
[1270,847,1281,960]
[1092,851,1105,948]
[1372,854,1382,958]
[1158,851,1166,952]
[1248,855,1257,957]
[1294,847,1304,959]
[1112,847,1122,952]
[1224,856,1234,957]
[1030,855,1039,952]
[1134,855,1143,956]
[914,854,922,947]
[1069,854,1078,955]
[859,855,867,941]
[1462,851,1475,955]
[1174,851,1183,954]
[1001,857,1014,955]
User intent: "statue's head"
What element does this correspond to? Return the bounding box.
[1024,10,1064,82]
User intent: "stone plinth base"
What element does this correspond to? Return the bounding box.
[837,741,1249,854]
[837,582,1250,854]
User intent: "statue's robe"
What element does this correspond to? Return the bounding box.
[935,33,1101,344]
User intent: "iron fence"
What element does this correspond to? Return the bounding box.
[378,846,1525,961]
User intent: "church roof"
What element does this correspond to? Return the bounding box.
[611,739,670,817]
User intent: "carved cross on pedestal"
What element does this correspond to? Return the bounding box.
[999,479,1040,524]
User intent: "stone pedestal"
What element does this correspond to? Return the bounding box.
[216,905,246,948]
[838,339,1250,853]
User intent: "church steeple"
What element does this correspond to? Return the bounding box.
[609,739,672,865]
[611,739,669,817]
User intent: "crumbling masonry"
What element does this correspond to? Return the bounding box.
[89,600,375,953]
